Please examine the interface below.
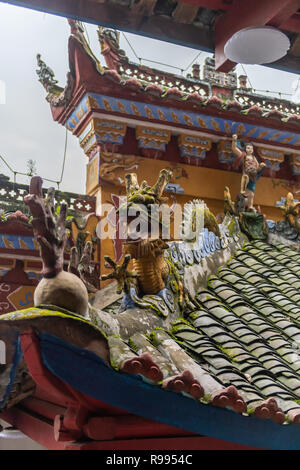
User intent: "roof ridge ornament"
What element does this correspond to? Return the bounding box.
[97,26,129,70]
[68,18,104,73]
[36,53,61,94]
[36,53,75,108]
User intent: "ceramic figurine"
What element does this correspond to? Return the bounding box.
[231,134,266,211]
[278,192,300,233]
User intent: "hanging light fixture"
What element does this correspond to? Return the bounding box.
[224,26,290,64]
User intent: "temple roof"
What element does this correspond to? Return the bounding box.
[93,235,300,427]
[40,24,300,138]
[35,25,300,186]
[3,233,300,448]
[174,240,300,422]
[0,174,96,218]
[2,167,300,448]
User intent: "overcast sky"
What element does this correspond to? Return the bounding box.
[0,2,299,194]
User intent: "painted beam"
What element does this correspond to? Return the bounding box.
[1,406,67,450]
[270,48,300,73]
[64,435,258,450]
[170,0,230,10]
[215,0,299,72]
[1,0,214,51]
[268,2,300,29]
[281,13,300,34]
[1,406,257,450]
[2,0,299,73]
[40,332,300,450]
[1,0,231,15]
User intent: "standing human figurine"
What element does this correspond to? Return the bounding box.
[231,134,266,211]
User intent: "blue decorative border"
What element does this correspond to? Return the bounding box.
[0,234,37,251]
[66,93,300,147]
[40,332,300,450]
[0,335,22,408]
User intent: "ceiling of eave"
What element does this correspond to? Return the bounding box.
[1,0,300,74]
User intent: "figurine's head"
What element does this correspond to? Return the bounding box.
[286,192,294,204]
[245,143,254,155]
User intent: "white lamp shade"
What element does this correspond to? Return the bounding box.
[224,26,290,64]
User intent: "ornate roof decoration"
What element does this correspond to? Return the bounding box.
[123,77,144,91]
[144,83,164,96]
[6,210,29,224]
[203,56,237,88]
[185,91,205,105]
[163,87,185,100]
[4,218,300,448]
[242,104,264,117]
[68,18,103,72]
[97,26,129,70]
[205,95,224,109]
[225,99,243,112]
[48,72,75,108]
[36,54,75,108]
[36,54,63,95]
[0,175,96,218]
[285,114,300,126]
[36,20,300,130]
[263,109,284,121]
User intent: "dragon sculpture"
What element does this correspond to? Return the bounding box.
[99,152,139,184]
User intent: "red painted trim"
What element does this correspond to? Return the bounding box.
[267,1,300,28]
[19,396,66,421]
[33,385,129,417]
[1,406,68,450]
[5,330,260,450]
[281,13,300,33]
[25,260,42,269]
[0,257,15,266]
[1,405,259,450]
[20,329,79,406]
[0,223,33,236]
[33,384,72,408]
[64,435,259,450]
[20,330,92,442]
[83,415,194,441]
[21,330,129,416]
[173,0,230,9]
[0,248,40,257]
[0,247,71,263]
